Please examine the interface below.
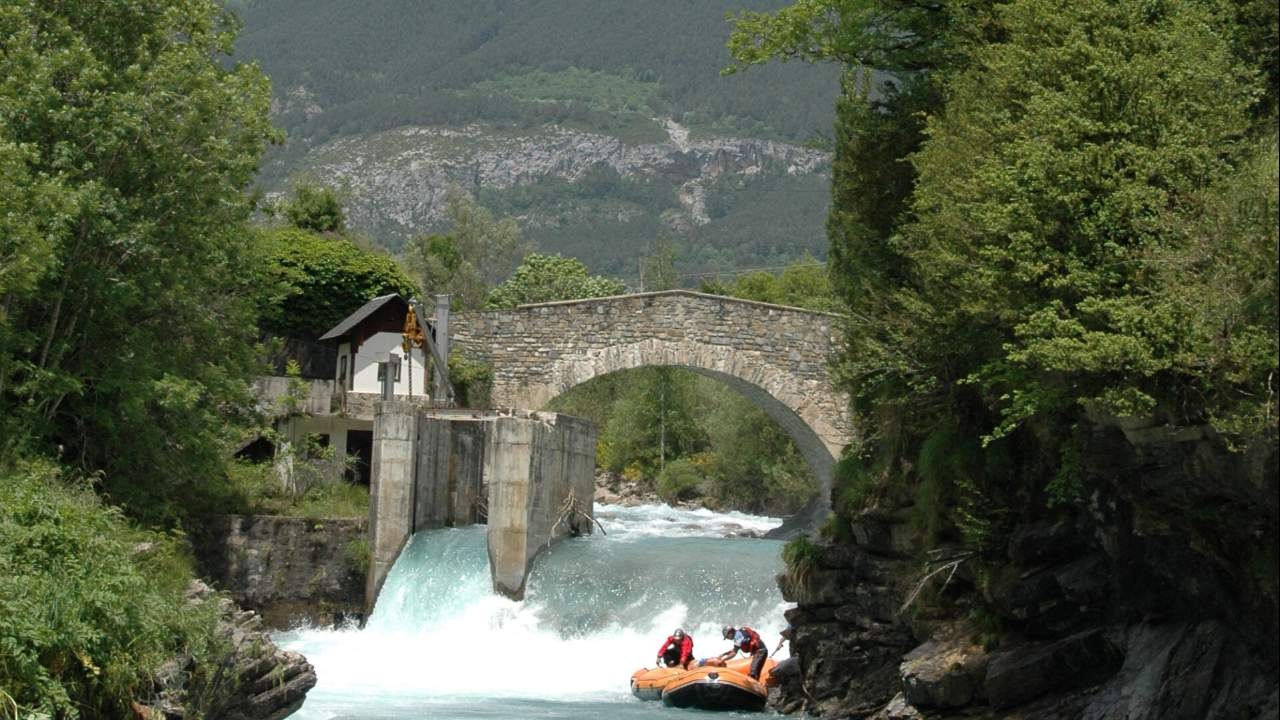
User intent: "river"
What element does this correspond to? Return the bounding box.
[275,503,793,719]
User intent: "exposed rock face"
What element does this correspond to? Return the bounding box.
[771,513,918,718]
[188,514,367,628]
[777,420,1278,719]
[286,120,829,238]
[133,581,316,720]
[899,637,989,709]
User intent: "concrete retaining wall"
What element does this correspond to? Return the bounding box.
[485,414,597,599]
[367,401,418,607]
[367,402,597,610]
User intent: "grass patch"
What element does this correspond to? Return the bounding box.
[782,535,823,598]
[220,459,370,519]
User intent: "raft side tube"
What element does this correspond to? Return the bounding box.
[660,666,768,712]
[630,666,685,701]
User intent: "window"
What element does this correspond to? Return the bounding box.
[338,355,348,388]
[376,358,402,383]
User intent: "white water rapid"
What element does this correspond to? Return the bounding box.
[276,503,793,719]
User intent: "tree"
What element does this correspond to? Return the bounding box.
[899,0,1264,438]
[402,189,527,309]
[0,0,277,519]
[711,256,839,312]
[729,0,1277,544]
[599,367,704,476]
[486,253,625,308]
[282,180,346,234]
[641,233,679,291]
[257,228,418,339]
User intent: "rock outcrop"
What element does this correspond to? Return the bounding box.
[283,119,829,239]
[771,513,918,718]
[132,581,316,720]
[776,419,1279,719]
[188,514,367,628]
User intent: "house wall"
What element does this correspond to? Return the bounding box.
[347,332,428,397]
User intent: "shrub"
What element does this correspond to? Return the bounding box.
[448,352,494,408]
[831,454,874,517]
[782,535,823,598]
[0,461,219,718]
[656,458,703,503]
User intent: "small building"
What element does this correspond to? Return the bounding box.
[248,294,445,487]
[319,293,429,399]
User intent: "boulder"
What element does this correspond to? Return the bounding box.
[881,692,924,719]
[985,628,1121,710]
[899,638,989,709]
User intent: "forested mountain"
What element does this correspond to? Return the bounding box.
[226,0,841,278]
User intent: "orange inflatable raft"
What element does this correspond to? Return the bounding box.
[631,657,777,711]
[630,665,687,701]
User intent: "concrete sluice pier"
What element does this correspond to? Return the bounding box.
[366,401,596,610]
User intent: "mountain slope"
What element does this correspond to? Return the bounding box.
[229,0,839,278]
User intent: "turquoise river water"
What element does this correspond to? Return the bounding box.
[275,503,793,719]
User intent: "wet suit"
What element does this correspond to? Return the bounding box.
[658,634,694,668]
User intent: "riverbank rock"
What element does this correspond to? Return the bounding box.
[984,628,1120,710]
[593,469,659,506]
[132,580,316,720]
[770,510,919,718]
[188,514,367,629]
[772,419,1278,719]
[899,637,989,709]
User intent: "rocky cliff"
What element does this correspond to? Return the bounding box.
[772,418,1279,719]
[269,118,831,266]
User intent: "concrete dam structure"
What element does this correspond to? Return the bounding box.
[367,401,596,609]
[360,289,850,610]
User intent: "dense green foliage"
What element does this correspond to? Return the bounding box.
[402,190,527,310]
[257,228,418,340]
[280,180,347,234]
[732,0,1279,548]
[0,0,277,522]
[486,253,626,308]
[230,0,837,144]
[0,2,330,712]
[0,462,221,718]
[701,255,840,312]
[552,366,817,515]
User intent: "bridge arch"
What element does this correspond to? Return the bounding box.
[451,290,852,525]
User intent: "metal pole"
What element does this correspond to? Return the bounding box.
[434,294,451,401]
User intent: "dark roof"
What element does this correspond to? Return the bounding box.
[318,293,405,341]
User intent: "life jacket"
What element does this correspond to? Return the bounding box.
[737,626,763,654]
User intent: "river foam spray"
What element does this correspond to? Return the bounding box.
[276,503,793,718]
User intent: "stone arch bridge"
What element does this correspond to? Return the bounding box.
[451,290,852,518]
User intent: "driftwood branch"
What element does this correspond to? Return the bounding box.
[548,490,606,550]
[899,551,976,615]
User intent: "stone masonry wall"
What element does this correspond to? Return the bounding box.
[452,290,852,511]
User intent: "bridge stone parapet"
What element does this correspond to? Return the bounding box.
[451,290,852,530]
